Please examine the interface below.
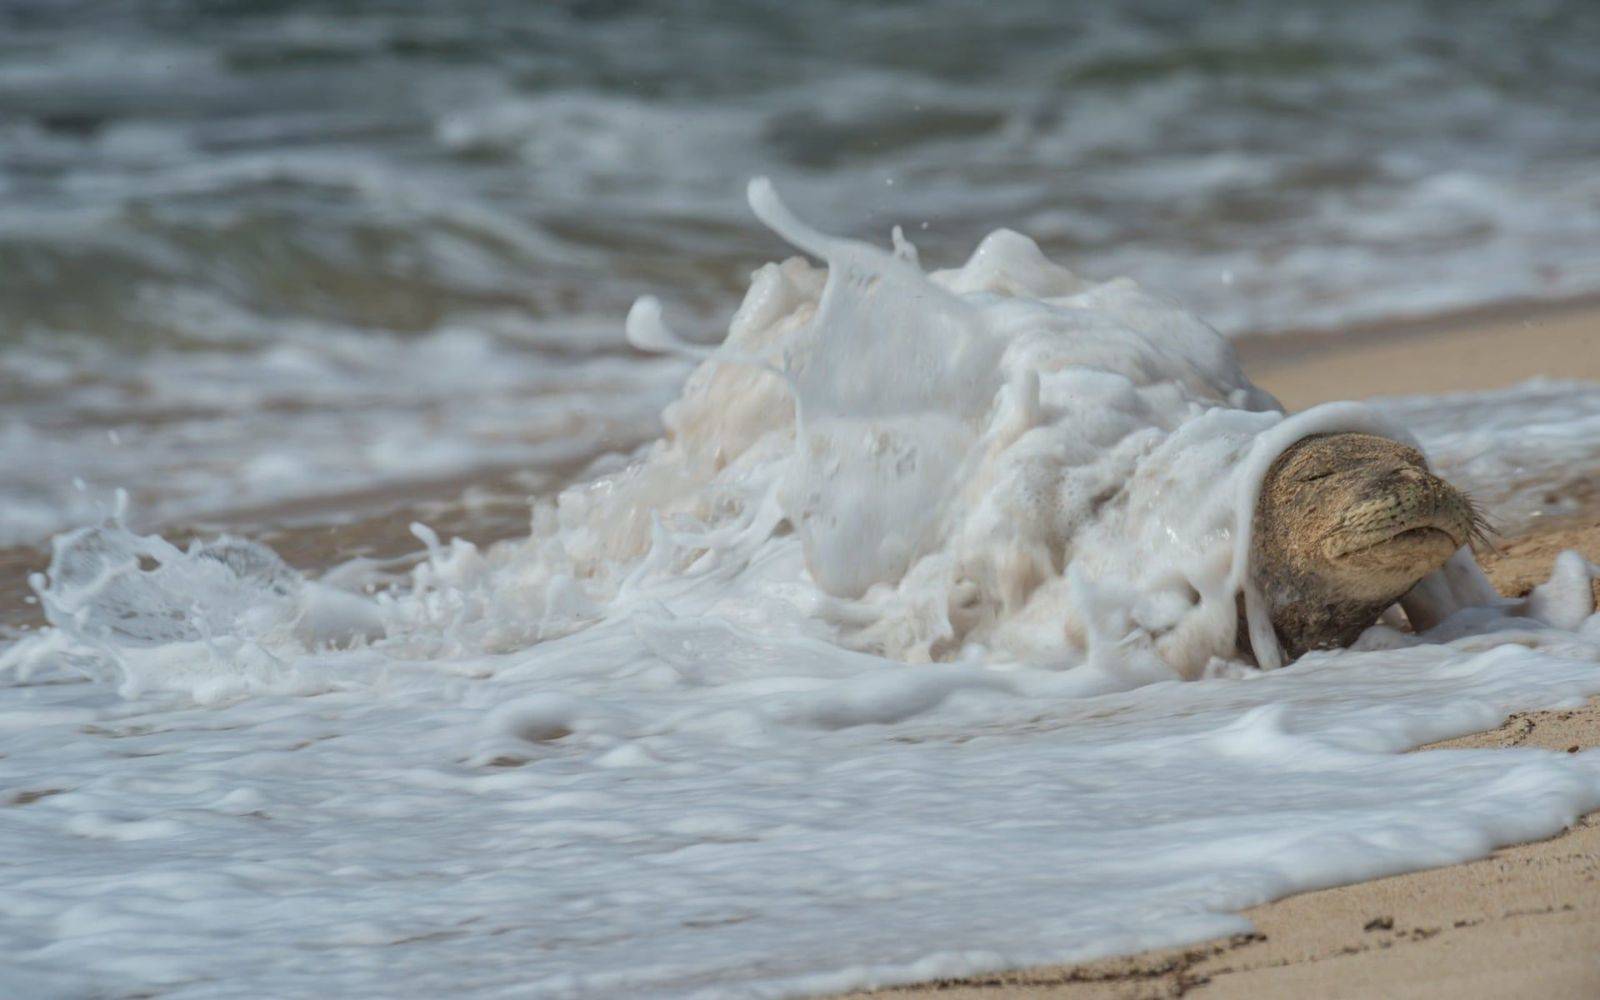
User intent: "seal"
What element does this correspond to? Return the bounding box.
[1245,432,1488,661]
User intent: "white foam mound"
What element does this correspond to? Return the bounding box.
[10,181,1507,689]
[505,178,1489,676]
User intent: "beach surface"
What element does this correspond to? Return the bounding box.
[1239,295,1600,411]
[840,300,1600,999]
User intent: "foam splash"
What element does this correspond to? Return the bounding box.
[5,181,1524,691]
[2,523,384,702]
[540,178,1492,675]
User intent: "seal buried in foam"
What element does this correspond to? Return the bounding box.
[617,179,1505,676]
[1245,432,1490,662]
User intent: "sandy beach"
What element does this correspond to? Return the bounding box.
[1239,296,1600,411]
[840,299,1600,999]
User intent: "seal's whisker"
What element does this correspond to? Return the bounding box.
[1463,494,1500,555]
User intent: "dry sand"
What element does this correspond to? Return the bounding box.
[1238,294,1600,411]
[841,299,1600,1000]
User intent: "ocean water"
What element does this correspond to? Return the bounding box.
[3,0,1600,542]
[4,185,1600,999]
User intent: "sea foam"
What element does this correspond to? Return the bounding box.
[3,184,1599,999]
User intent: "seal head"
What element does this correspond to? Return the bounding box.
[1245,432,1486,661]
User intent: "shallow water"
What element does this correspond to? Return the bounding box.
[3,0,1600,543]
[4,190,1600,999]
[6,629,1599,999]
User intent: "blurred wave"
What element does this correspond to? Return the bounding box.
[2,0,1598,543]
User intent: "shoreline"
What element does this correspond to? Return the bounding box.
[842,706,1600,999]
